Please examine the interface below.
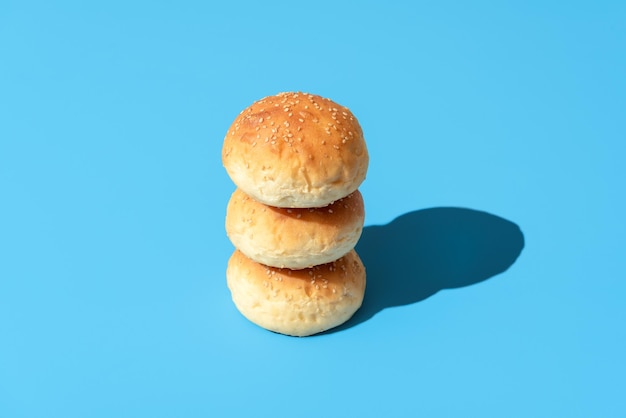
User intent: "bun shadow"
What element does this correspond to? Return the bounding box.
[325,207,525,333]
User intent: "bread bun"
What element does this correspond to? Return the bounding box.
[226,249,366,337]
[225,188,364,269]
[222,92,369,208]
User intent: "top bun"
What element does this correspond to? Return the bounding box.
[222,92,369,208]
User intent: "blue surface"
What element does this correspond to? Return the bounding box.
[1,1,625,417]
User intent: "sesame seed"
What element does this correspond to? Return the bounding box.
[259,117,264,123]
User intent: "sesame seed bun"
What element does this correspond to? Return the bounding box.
[222,92,369,208]
[226,249,366,337]
[225,188,365,269]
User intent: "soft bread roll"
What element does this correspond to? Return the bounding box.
[225,188,365,269]
[222,92,369,208]
[226,249,366,337]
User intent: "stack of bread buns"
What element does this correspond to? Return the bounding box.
[222,92,369,336]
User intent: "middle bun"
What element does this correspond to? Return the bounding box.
[226,188,365,269]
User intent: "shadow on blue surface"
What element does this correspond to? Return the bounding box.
[327,207,525,333]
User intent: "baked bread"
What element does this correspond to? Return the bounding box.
[222,92,369,208]
[225,188,365,269]
[226,249,366,337]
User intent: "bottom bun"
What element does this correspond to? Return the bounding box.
[226,249,366,337]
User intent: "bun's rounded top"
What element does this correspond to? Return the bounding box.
[222,92,369,208]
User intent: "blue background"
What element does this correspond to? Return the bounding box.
[1,1,625,417]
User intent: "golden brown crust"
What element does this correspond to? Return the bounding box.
[222,92,369,208]
[225,188,365,269]
[226,249,366,336]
